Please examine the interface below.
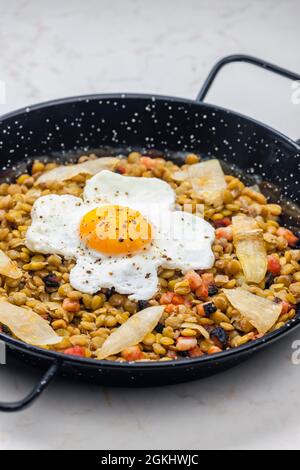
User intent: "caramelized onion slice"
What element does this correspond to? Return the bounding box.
[97,306,164,360]
[173,159,226,206]
[223,288,282,335]
[0,299,61,346]
[172,169,189,182]
[36,157,120,184]
[232,215,267,284]
[0,250,22,279]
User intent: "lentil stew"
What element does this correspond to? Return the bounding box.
[0,151,299,362]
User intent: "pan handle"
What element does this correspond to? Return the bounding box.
[0,360,61,412]
[196,54,300,102]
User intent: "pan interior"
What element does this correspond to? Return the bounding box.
[0,94,299,367]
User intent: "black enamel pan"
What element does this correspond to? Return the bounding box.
[0,55,300,412]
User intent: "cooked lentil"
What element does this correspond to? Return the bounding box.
[0,150,299,362]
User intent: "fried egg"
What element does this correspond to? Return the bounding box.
[26,170,215,300]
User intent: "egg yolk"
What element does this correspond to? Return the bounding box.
[79,205,153,255]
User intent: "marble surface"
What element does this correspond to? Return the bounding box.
[0,0,300,450]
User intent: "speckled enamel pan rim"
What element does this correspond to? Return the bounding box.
[1,314,300,368]
[0,91,299,368]
[0,92,299,152]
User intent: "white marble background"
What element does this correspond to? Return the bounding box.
[0,0,300,450]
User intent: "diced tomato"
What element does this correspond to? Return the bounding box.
[188,346,204,358]
[62,298,81,313]
[281,300,293,314]
[184,299,192,309]
[277,227,299,247]
[140,156,157,170]
[184,270,202,290]
[215,226,233,241]
[121,345,144,361]
[172,294,185,305]
[160,292,174,305]
[253,333,264,340]
[64,346,86,357]
[115,165,126,174]
[214,217,231,228]
[267,255,281,276]
[164,304,177,313]
[195,273,214,299]
[195,283,209,299]
[176,336,197,351]
[208,346,222,355]
[196,304,206,317]
[202,273,214,284]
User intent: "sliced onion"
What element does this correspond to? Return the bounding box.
[173,159,226,206]
[189,159,226,205]
[36,157,120,184]
[223,287,282,335]
[172,169,189,182]
[180,322,210,339]
[0,250,22,279]
[0,299,61,346]
[232,215,267,284]
[97,306,164,360]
